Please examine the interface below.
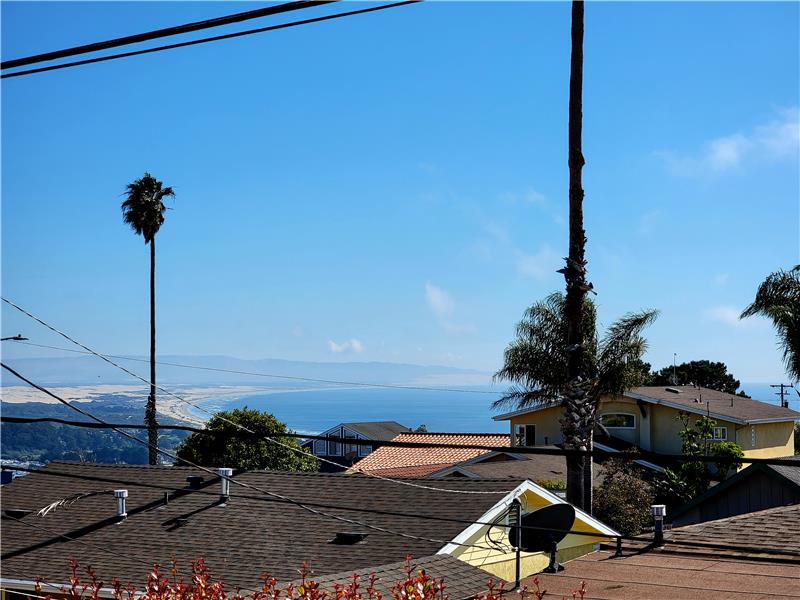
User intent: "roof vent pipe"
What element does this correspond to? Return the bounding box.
[114,489,128,520]
[218,468,233,501]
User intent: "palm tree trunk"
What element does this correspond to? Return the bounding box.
[563,0,589,511]
[146,237,158,465]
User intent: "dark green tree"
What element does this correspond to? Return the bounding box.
[176,407,318,471]
[649,360,745,395]
[494,293,657,513]
[741,266,800,382]
[593,458,654,536]
[120,172,175,465]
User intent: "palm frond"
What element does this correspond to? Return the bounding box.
[37,490,114,517]
[120,172,174,243]
[597,309,659,395]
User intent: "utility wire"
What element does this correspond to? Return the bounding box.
[0,362,502,552]
[1,1,333,70]
[3,413,799,468]
[13,340,500,395]
[1,298,510,494]
[1,1,420,79]
[5,463,800,561]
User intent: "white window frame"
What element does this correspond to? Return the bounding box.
[514,424,536,447]
[712,426,727,441]
[327,428,343,456]
[313,439,326,455]
[358,439,371,457]
[599,413,636,429]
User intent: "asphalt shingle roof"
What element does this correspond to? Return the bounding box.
[352,433,511,476]
[341,421,410,440]
[0,461,515,591]
[629,386,800,423]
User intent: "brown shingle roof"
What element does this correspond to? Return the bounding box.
[351,432,511,476]
[530,504,800,599]
[628,386,800,423]
[0,461,513,591]
[432,453,606,486]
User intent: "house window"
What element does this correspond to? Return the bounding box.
[599,413,636,429]
[313,440,326,455]
[712,427,727,441]
[344,433,359,456]
[327,429,342,456]
[514,424,536,447]
[358,442,372,457]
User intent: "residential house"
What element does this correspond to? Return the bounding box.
[301,421,409,471]
[493,386,799,460]
[0,460,617,596]
[531,504,800,599]
[670,462,800,526]
[350,432,514,477]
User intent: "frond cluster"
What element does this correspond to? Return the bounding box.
[120,172,175,243]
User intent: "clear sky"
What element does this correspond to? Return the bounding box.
[2,1,798,383]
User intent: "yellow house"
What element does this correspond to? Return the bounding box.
[493,385,799,461]
[438,479,619,581]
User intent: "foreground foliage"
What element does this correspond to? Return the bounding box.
[33,559,586,600]
[593,458,654,537]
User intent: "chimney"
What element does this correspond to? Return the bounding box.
[218,468,233,501]
[114,489,128,520]
[651,504,666,546]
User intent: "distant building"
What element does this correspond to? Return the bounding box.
[493,386,799,462]
[300,421,410,471]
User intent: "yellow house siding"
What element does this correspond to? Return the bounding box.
[451,488,608,582]
[509,406,564,446]
[597,396,641,446]
[741,421,794,458]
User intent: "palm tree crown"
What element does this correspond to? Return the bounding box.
[494,292,658,411]
[741,266,800,382]
[121,172,174,244]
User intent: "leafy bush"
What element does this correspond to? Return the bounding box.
[593,458,654,536]
[175,407,317,471]
[535,479,567,492]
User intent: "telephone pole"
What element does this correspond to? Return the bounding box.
[770,383,792,408]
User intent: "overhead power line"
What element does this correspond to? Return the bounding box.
[14,340,499,395]
[1,415,204,432]
[2,1,420,79]
[0,362,504,552]
[5,463,800,563]
[1,1,333,70]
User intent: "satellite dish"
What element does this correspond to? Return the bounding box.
[509,503,576,573]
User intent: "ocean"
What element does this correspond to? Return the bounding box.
[184,382,792,435]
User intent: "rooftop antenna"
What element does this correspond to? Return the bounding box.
[670,353,678,386]
[771,384,792,408]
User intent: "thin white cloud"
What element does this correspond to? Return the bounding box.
[516,244,561,280]
[705,305,765,329]
[638,210,662,236]
[660,107,799,176]
[425,282,454,317]
[328,338,364,353]
[712,273,730,286]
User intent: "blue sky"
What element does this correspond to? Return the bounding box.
[2,1,798,383]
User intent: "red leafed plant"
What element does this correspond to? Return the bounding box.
[31,558,586,600]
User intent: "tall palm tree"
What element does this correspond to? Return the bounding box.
[558,0,593,509]
[121,172,174,465]
[741,266,800,382]
[494,294,658,512]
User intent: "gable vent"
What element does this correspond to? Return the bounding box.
[329,532,368,545]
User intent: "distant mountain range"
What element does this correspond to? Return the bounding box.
[1,355,494,389]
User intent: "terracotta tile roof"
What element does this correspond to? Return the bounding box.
[351,432,511,475]
[531,504,800,599]
[294,555,489,598]
[0,461,514,591]
[629,386,800,423]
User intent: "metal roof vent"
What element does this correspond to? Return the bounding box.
[114,489,128,520]
[186,476,204,489]
[329,532,368,545]
[665,387,681,394]
[4,508,32,519]
[218,468,233,502]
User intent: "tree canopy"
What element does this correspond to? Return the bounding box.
[176,407,318,471]
[741,266,800,382]
[647,360,746,396]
